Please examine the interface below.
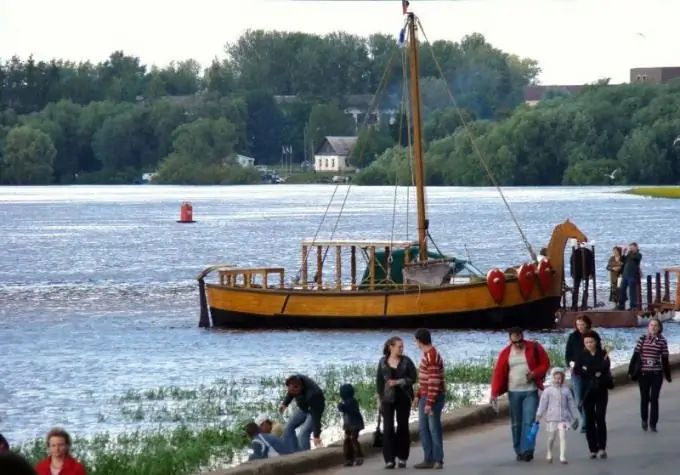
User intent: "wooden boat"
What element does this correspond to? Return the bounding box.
[196,6,588,330]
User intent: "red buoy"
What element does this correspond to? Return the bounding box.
[486,268,506,304]
[536,259,553,293]
[517,263,535,300]
[177,202,196,223]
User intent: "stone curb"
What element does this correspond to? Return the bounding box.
[200,354,680,475]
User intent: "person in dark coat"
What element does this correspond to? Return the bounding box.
[376,336,418,469]
[574,332,612,459]
[0,451,37,475]
[619,243,642,310]
[564,315,602,433]
[338,383,365,466]
[279,374,326,452]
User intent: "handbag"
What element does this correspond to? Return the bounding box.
[372,411,383,448]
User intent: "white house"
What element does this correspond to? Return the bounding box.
[314,136,357,173]
[235,154,256,168]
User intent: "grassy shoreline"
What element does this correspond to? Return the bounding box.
[14,338,625,474]
[623,186,680,199]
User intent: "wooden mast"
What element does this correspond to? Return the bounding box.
[406,12,428,262]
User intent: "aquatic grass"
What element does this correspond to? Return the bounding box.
[623,186,680,199]
[16,336,627,475]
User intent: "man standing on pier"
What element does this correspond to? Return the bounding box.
[279,374,326,452]
[619,242,642,310]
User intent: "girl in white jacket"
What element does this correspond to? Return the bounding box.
[535,367,579,464]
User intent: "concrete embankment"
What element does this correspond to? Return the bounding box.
[197,354,680,475]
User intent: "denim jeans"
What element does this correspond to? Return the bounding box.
[619,276,638,309]
[508,390,538,456]
[418,393,445,464]
[571,373,586,430]
[284,408,314,452]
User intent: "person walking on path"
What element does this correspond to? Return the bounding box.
[564,315,602,433]
[490,327,551,462]
[375,336,418,469]
[413,328,446,470]
[535,367,580,464]
[338,383,365,466]
[35,428,87,475]
[279,374,325,452]
[627,317,672,432]
[618,242,642,310]
[574,331,612,459]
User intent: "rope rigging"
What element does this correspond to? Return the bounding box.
[416,17,538,262]
[294,42,403,284]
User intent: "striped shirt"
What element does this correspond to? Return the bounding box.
[635,334,669,372]
[416,346,445,406]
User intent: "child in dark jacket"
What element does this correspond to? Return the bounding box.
[338,383,365,466]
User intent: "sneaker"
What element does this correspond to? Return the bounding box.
[433,463,443,469]
[384,461,395,469]
[642,421,648,431]
[599,451,607,459]
[650,426,657,433]
[546,454,553,463]
[343,461,354,467]
[590,453,597,459]
[560,459,568,464]
[413,461,435,469]
[397,459,406,468]
[355,459,364,466]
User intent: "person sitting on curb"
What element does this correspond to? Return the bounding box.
[35,427,87,475]
[490,327,551,462]
[244,422,290,461]
[279,374,326,452]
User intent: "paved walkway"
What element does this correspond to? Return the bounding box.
[314,376,679,474]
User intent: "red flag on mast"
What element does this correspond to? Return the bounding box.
[402,0,410,14]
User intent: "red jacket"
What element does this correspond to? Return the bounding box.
[35,456,87,475]
[490,340,550,398]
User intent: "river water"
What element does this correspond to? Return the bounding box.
[1,185,680,445]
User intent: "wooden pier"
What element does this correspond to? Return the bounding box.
[556,261,680,329]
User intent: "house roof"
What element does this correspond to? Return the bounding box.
[523,85,585,102]
[317,136,358,156]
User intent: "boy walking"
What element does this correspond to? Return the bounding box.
[337,383,365,466]
[413,328,446,469]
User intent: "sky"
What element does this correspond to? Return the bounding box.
[0,0,677,85]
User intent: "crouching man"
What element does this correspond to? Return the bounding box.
[279,374,325,452]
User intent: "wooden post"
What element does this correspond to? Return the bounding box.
[591,245,597,307]
[350,246,357,290]
[316,245,323,287]
[263,270,268,288]
[404,246,411,265]
[655,272,661,304]
[675,271,680,311]
[279,270,285,289]
[335,246,342,289]
[385,246,391,284]
[646,275,653,310]
[636,274,642,310]
[663,270,670,302]
[301,245,308,289]
[369,246,376,289]
[245,272,251,288]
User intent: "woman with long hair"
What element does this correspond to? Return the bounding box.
[35,428,87,475]
[574,332,611,459]
[628,318,672,432]
[376,336,418,469]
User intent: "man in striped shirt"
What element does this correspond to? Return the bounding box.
[413,328,446,469]
[628,318,672,432]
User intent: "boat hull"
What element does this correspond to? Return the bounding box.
[204,283,561,330]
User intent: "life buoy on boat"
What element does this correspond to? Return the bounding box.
[517,263,535,300]
[486,268,506,304]
[536,259,553,293]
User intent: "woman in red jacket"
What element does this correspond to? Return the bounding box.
[489,327,551,462]
[35,428,87,475]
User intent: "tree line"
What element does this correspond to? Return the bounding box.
[0,31,538,184]
[355,79,680,186]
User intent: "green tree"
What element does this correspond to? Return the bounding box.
[0,126,56,184]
